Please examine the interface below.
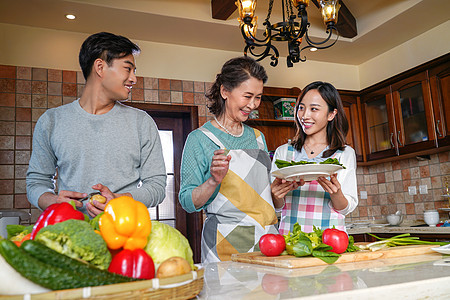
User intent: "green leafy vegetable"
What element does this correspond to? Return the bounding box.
[275,159,315,169]
[319,158,346,169]
[88,212,103,231]
[345,235,359,252]
[275,158,346,169]
[284,223,342,264]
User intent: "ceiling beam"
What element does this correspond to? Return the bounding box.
[211,0,236,20]
[211,0,357,38]
[311,0,357,38]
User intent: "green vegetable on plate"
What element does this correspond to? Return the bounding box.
[275,158,345,169]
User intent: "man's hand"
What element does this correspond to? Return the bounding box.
[38,190,88,210]
[86,183,132,218]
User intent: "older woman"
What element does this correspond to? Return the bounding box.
[179,56,281,263]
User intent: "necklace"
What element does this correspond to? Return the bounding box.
[304,143,327,155]
[214,116,244,137]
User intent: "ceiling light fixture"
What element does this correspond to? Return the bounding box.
[236,0,340,67]
[65,14,76,20]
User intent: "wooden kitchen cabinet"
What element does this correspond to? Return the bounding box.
[340,91,364,162]
[361,86,397,160]
[359,53,450,163]
[246,86,300,151]
[361,72,438,161]
[429,60,450,147]
[391,72,436,155]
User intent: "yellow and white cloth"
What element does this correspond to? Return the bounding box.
[199,127,278,263]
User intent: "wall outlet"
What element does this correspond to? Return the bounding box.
[419,185,428,194]
[408,186,417,195]
[360,191,368,199]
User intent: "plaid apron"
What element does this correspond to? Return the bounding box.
[199,127,278,263]
[278,144,345,235]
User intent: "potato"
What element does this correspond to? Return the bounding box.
[89,194,106,204]
[156,256,192,279]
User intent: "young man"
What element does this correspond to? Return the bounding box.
[26,32,167,217]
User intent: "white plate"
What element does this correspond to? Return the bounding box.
[271,164,343,181]
[431,244,450,255]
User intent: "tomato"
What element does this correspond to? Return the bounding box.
[261,273,289,295]
[327,272,354,292]
[259,234,286,256]
[322,228,349,254]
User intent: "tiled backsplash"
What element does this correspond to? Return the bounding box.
[349,153,450,222]
[1,64,449,224]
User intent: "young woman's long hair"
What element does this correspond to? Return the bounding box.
[291,81,349,158]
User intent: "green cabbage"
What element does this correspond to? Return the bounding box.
[144,221,194,268]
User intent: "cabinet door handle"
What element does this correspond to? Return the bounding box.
[397,131,403,147]
[390,132,395,148]
[436,120,442,137]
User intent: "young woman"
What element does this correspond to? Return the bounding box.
[179,56,280,263]
[271,81,358,234]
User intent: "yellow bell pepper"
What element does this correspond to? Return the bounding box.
[99,196,151,250]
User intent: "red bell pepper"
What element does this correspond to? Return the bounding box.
[108,248,155,279]
[30,202,85,239]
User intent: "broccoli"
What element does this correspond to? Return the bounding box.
[34,219,111,270]
[7,224,34,240]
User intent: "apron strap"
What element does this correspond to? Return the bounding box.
[252,128,266,151]
[287,142,296,161]
[198,127,225,149]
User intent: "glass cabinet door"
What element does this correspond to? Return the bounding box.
[398,83,428,145]
[365,96,391,153]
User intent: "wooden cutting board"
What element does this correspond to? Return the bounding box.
[231,244,438,269]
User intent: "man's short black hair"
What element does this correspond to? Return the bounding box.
[79,32,140,80]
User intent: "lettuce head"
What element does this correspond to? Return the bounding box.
[144,221,194,268]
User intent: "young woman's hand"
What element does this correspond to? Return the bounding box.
[271,178,303,205]
[317,174,347,210]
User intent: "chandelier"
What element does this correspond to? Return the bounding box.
[236,0,341,67]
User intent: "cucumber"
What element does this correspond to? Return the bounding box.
[21,240,136,284]
[0,239,88,290]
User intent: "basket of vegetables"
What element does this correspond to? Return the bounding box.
[0,197,203,299]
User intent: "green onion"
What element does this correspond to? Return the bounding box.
[359,233,448,252]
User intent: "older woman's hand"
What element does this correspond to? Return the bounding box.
[210,149,231,184]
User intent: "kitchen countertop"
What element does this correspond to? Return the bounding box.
[197,251,450,299]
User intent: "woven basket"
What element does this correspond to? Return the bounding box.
[1,268,204,300]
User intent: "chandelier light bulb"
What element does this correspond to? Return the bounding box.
[236,0,340,67]
[65,14,76,20]
[237,0,256,21]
